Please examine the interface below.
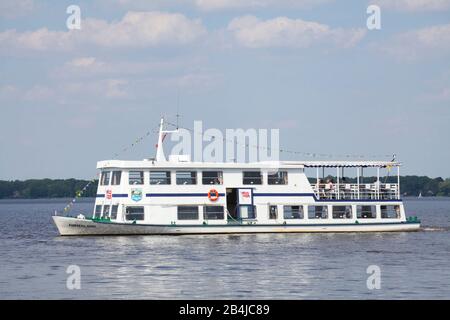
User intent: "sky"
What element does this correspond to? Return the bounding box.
[0,0,450,180]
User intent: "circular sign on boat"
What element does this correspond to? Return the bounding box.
[208,189,219,201]
[106,189,112,200]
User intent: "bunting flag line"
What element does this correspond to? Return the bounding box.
[61,125,160,216]
[165,121,394,160]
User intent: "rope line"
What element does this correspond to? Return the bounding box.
[164,121,394,160]
[60,124,160,216]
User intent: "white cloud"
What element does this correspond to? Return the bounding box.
[374,0,450,11]
[160,72,222,90]
[0,0,34,18]
[228,15,365,48]
[61,79,130,99]
[0,85,20,100]
[195,0,331,11]
[0,11,206,52]
[380,23,450,60]
[23,85,54,101]
[105,79,129,98]
[68,57,101,68]
[52,56,201,80]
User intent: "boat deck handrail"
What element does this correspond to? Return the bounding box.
[311,183,400,200]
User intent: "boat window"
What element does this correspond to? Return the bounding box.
[129,171,144,185]
[332,206,352,219]
[125,206,144,221]
[202,171,223,185]
[103,205,110,218]
[111,171,122,185]
[240,205,257,219]
[269,205,278,219]
[284,205,304,219]
[177,206,199,220]
[176,171,197,185]
[204,206,224,220]
[268,171,288,185]
[100,171,110,186]
[111,205,118,220]
[150,171,171,185]
[357,205,377,219]
[308,205,328,219]
[381,205,401,219]
[94,205,102,218]
[243,171,262,185]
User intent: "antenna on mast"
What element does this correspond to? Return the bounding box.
[176,89,180,130]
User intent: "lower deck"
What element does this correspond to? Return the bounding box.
[91,201,408,226]
[53,215,421,236]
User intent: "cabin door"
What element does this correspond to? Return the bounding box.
[226,188,254,220]
[226,188,239,219]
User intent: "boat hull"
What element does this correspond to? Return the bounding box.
[53,216,421,236]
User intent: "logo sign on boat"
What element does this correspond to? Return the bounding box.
[131,188,143,202]
[238,188,253,205]
[106,189,112,200]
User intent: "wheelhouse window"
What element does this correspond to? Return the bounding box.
[111,171,122,185]
[332,206,352,219]
[284,205,304,219]
[125,206,144,221]
[177,206,199,220]
[357,205,377,219]
[150,171,171,185]
[308,205,328,219]
[129,171,144,185]
[94,205,102,218]
[100,171,110,186]
[268,171,288,185]
[204,206,224,220]
[111,205,118,220]
[176,171,197,185]
[103,205,110,218]
[381,205,401,219]
[202,171,223,185]
[269,205,278,219]
[243,171,262,185]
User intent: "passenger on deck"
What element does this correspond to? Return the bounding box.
[325,179,334,199]
[317,179,326,199]
[395,205,401,218]
[325,179,334,189]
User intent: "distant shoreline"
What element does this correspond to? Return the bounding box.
[1,176,449,199]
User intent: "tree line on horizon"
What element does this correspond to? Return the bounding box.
[0,176,449,199]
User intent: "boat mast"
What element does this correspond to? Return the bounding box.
[156,118,166,162]
[155,117,178,162]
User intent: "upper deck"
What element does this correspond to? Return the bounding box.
[96,158,402,201]
[97,159,400,170]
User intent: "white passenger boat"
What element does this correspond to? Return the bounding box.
[53,119,421,235]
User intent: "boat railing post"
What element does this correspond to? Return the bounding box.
[356,167,360,200]
[377,167,380,200]
[316,167,319,198]
[397,166,400,199]
[336,166,340,200]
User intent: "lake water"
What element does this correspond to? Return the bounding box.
[0,197,449,299]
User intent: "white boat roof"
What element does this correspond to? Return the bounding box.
[97,159,400,170]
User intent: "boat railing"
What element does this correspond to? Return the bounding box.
[311,183,399,200]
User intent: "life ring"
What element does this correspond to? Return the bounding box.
[208,189,219,201]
